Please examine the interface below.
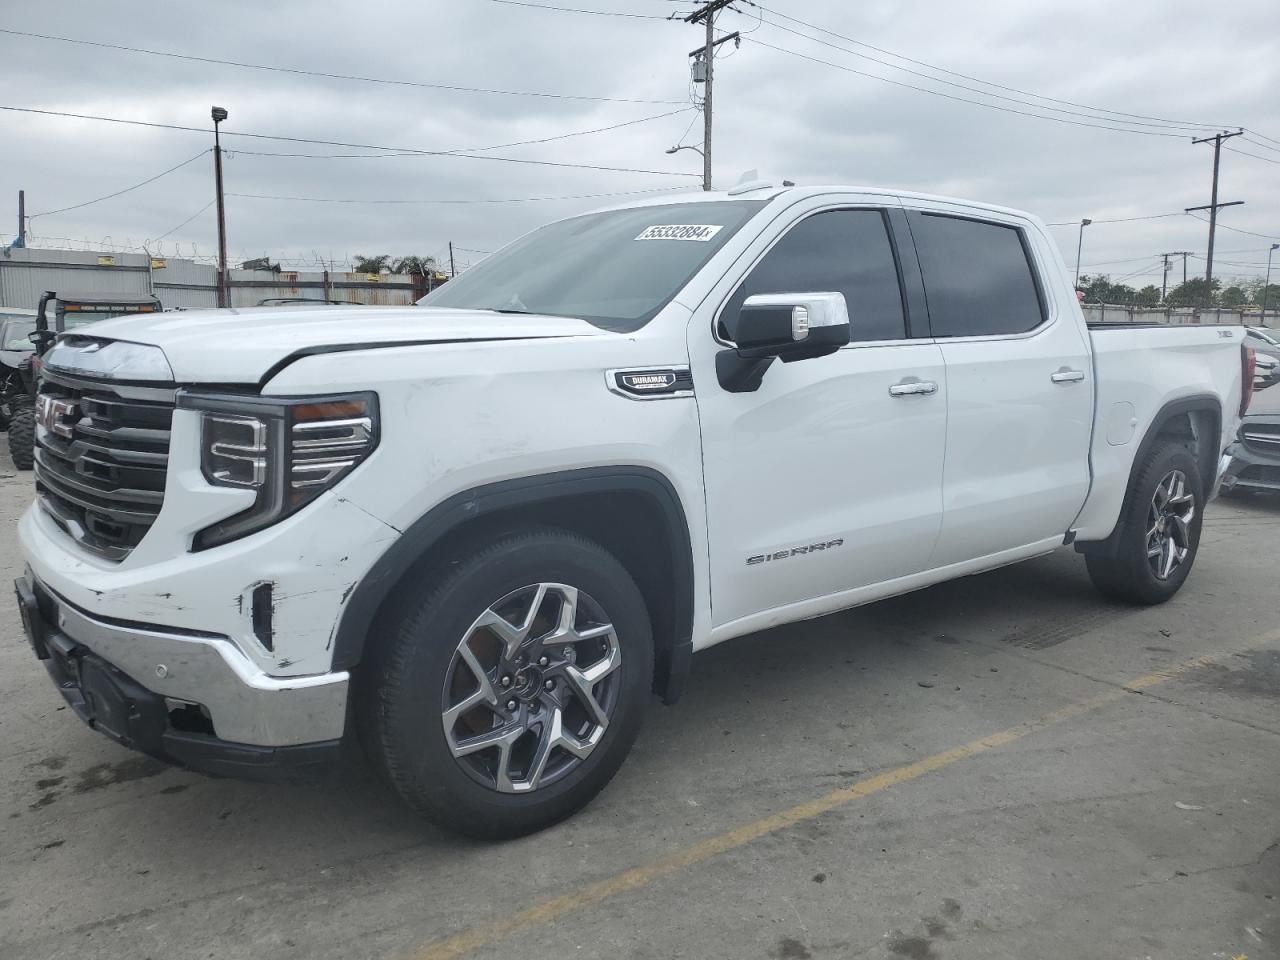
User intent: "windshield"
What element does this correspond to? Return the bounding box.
[418,200,766,332]
[1248,327,1280,347]
[59,306,157,331]
[0,318,35,351]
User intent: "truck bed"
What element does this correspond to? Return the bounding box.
[1070,322,1245,541]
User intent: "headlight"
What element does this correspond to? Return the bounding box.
[177,391,379,550]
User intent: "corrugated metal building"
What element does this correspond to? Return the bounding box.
[0,247,424,310]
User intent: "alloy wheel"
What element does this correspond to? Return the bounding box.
[1146,469,1195,581]
[440,582,622,793]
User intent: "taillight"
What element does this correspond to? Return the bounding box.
[1242,344,1256,416]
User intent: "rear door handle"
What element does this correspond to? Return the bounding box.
[888,379,938,397]
[1051,368,1086,383]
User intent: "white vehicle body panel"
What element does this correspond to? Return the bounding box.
[1074,325,1243,540]
[913,199,1096,566]
[82,305,609,383]
[15,184,1246,752]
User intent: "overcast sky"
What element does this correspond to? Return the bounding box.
[2,0,1278,283]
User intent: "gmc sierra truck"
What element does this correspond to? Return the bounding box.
[15,183,1252,838]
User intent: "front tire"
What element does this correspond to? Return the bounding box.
[359,528,653,839]
[1085,439,1203,604]
[7,394,34,470]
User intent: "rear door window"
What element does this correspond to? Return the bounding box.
[910,213,1045,337]
[723,209,906,343]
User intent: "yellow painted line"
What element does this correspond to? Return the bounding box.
[410,634,1278,960]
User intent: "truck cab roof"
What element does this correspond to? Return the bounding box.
[587,183,1041,227]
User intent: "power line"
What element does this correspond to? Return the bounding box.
[1240,135,1280,156]
[747,13,1217,134]
[1224,145,1280,166]
[0,27,684,105]
[486,0,669,18]
[1247,129,1280,149]
[1192,254,1270,267]
[227,187,690,204]
[1044,212,1186,226]
[226,107,694,159]
[0,105,701,178]
[153,199,216,242]
[740,37,1190,138]
[1111,260,1163,284]
[1185,213,1279,241]
[28,149,209,219]
[747,2,1235,134]
[1080,253,1175,268]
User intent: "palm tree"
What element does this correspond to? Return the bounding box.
[353,254,391,274]
[393,255,438,276]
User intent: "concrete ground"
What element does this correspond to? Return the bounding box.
[0,460,1276,960]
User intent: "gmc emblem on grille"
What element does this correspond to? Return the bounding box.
[35,395,78,439]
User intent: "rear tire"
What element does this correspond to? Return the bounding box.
[7,394,34,471]
[1085,439,1203,604]
[359,527,653,839]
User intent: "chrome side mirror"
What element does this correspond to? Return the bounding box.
[717,292,851,392]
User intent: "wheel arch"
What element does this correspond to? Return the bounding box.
[333,466,695,704]
[1077,393,1221,556]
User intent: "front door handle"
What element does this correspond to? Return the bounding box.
[888,379,938,397]
[1051,368,1086,384]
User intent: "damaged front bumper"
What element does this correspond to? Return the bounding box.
[15,573,348,780]
[1219,424,1280,494]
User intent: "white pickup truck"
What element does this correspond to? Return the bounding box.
[15,184,1252,837]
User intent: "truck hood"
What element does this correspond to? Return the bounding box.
[60,305,610,383]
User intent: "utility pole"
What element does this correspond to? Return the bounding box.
[1185,129,1243,305]
[16,190,25,247]
[449,242,456,278]
[1159,251,1193,301]
[682,0,740,191]
[211,106,230,308]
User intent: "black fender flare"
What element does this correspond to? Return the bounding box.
[332,466,696,703]
[1077,393,1221,554]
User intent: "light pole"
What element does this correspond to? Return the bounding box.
[665,144,704,160]
[211,106,229,308]
[1263,242,1280,327]
[1074,218,1092,291]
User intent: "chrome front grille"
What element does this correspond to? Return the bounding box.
[1242,421,1280,458]
[34,370,175,561]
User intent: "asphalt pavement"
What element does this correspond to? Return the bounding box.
[1,450,1276,960]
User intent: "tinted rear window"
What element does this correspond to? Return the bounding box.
[911,213,1044,337]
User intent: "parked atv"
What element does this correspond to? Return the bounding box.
[8,292,162,470]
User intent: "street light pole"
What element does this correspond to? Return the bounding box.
[1074,218,1092,290]
[665,144,704,160]
[211,106,229,308]
[1263,243,1280,327]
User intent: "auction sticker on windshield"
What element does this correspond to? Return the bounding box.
[635,224,725,242]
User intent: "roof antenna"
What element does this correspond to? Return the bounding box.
[736,169,759,185]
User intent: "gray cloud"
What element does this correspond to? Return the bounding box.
[2,0,1277,284]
